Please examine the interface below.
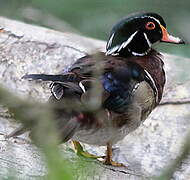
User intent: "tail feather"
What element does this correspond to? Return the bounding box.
[22,74,66,82]
[6,117,81,142]
[22,73,80,83]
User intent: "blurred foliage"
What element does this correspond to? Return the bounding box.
[0,0,189,57]
[0,85,74,179]
[0,83,98,179]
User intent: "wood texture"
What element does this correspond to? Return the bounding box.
[0,17,190,179]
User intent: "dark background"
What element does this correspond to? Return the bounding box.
[0,0,190,57]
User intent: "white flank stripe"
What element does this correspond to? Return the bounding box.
[79,81,86,93]
[144,69,159,103]
[132,83,140,93]
[143,33,152,47]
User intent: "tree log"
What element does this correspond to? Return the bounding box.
[0,17,190,179]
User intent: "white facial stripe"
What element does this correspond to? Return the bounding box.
[106,45,120,55]
[144,69,159,103]
[106,31,138,55]
[118,31,138,51]
[107,33,115,49]
[140,16,161,25]
[143,33,151,47]
[79,81,86,93]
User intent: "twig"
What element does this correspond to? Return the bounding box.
[159,98,190,106]
[62,45,88,55]
[99,164,147,178]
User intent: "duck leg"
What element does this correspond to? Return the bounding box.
[72,140,104,159]
[103,142,125,167]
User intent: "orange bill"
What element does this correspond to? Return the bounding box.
[160,25,185,44]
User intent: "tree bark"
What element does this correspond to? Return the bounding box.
[0,17,190,179]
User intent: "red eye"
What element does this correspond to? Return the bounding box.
[145,22,156,30]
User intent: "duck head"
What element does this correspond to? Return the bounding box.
[106,12,184,57]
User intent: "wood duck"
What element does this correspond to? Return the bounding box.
[8,12,184,166]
